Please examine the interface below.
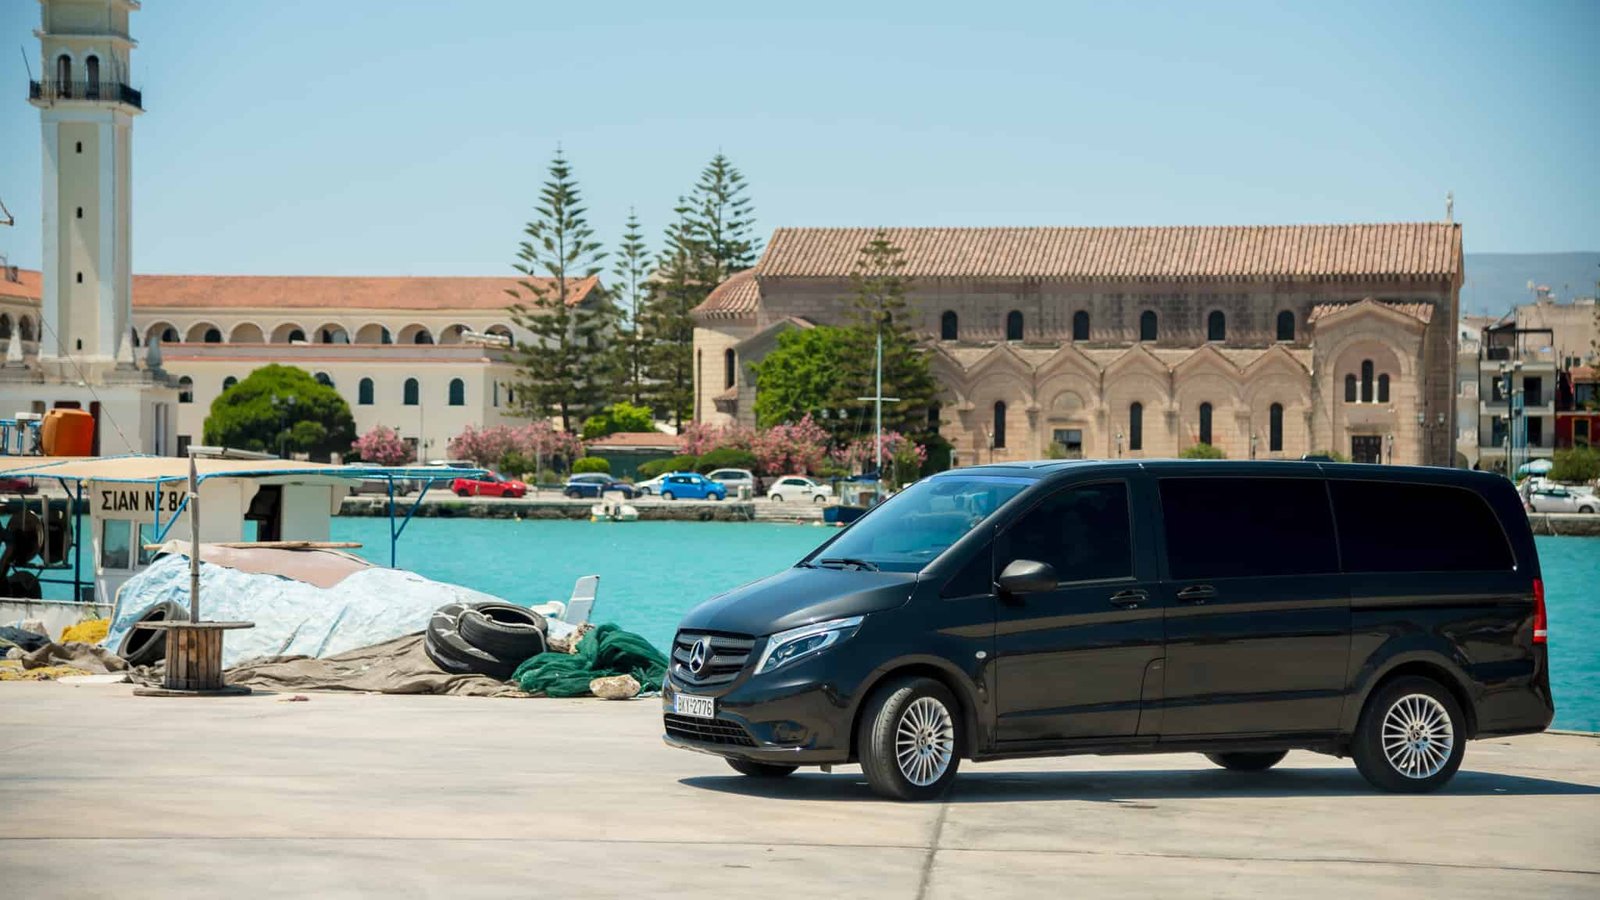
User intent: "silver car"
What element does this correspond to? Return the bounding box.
[1527,487,1598,514]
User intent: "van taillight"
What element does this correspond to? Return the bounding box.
[1532,578,1547,644]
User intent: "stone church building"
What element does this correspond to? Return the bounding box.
[693,223,1462,467]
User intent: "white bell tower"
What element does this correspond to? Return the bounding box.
[30,0,141,371]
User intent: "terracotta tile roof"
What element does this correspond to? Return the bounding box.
[0,268,42,301]
[693,269,760,320]
[1307,298,1436,324]
[130,273,600,311]
[752,223,1462,282]
[584,431,679,450]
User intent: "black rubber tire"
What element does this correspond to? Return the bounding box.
[565,489,582,499]
[423,603,520,680]
[770,493,783,503]
[726,758,798,778]
[1205,750,1288,772]
[454,487,471,497]
[662,491,675,501]
[813,494,826,504]
[711,492,724,501]
[119,602,183,667]
[857,676,963,801]
[458,603,547,661]
[1352,675,1467,793]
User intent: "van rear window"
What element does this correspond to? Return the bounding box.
[1330,481,1514,573]
[1160,478,1338,579]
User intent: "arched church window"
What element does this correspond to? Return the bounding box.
[1005,311,1023,341]
[56,55,71,96]
[1269,403,1284,452]
[177,376,193,404]
[1207,310,1226,342]
[1344,374,1357,403]
[222,376,238,392]
[1139,310,1157,342]
[1198,402,1214,446]
[1129,402,1143,451]
[940,311,958,341]
[0,315,11,340]
[1361,360,1374,403]
[992,401,1007,449]
[85,56,100,98]
[723,348,736,390]
[1276,310,1295,342]
[203,328,221,344]
[21,318,37,342]
[288,329,305,343]
[412,329,434,345]
[1378,373,1390,404]
[448,378,465,406]
[314,372,333,388]
[1072,311,1090,341]
[358,378,374,406]
[403,378,419,406]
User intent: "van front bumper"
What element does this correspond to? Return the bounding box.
[661,664,861,765]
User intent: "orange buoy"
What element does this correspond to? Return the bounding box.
[40,408,95,456]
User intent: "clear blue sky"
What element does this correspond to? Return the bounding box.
[1,0,1596,276]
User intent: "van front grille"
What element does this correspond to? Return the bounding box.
[663,714,757,747]
[671,630,756,686]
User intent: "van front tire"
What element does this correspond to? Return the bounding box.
[1352,676,1466,793]
[857,676,962,802]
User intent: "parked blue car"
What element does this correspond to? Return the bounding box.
[563,473,639,499]
[657,472,726,501]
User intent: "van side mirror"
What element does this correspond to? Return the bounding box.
[996,559,1057,595]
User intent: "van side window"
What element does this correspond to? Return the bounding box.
[1160,478,1338,578]
[1330,481,1513,572]
[1001,482,1132,583]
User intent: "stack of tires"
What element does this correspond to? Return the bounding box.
[424,601,548,681]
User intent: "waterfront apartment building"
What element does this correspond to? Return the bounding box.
[694,224,1464,467]
[0,266,599,460]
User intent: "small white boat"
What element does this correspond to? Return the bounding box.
[590,496,639,522]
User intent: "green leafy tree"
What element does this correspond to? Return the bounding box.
[1550,446,1600,482]
[639,202,707,429]
[571,457,612,474]
[1179,442,1227,459]
[835,230,939,445]
[202,364,355,461]
[581,401,656,439]
[752,326,849,427]
[611,209,651,405]
[506,150,616,433]
[687,153,762,281]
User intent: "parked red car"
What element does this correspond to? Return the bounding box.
[451,472,528,498]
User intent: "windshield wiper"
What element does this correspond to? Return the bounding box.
[816,557,880,571]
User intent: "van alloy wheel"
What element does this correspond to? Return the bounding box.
[1381,693,1454,780]
[896,697,955,786]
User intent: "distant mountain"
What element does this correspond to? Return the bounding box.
[1462,252,1600,318]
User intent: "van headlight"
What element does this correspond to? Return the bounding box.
[754,616,864,675]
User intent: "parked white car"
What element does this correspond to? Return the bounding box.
[634,474,669,496]
[1527,486,1598,514]
[766,475,833,504]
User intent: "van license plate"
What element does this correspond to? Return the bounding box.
[675,694,714,719]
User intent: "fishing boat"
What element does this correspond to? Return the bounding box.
[0,449,483,635]
[590,495,640,522]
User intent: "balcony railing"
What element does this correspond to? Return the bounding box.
[28,79,142,110]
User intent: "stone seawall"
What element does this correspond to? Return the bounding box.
[1527,513,1600,538]
[339,494,764,522]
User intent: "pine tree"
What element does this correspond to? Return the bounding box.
[611,209,651,405]
[835,230,938,448]
[639,201,705,429]
[506,150,614,433]
[687,153,762,282]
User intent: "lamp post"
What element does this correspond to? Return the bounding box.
[1385,433,1394,465]
[1115,430,1124,458]
[1249,432,1258,461]
[269,394,297,459]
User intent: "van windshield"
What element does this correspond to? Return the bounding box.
[807,475,1032,572]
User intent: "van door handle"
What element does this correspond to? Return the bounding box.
[1108,589,1147,608]
[1176,585,1216,604]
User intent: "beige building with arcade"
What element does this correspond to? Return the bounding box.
[694,224,1463,467]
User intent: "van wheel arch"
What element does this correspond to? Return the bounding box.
[1354,659,1479,741]
[848,661,984,762]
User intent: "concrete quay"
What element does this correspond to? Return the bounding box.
[339,492,827,523]
[1,683,1595,898]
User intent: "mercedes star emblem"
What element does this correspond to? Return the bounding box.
[688,638,711,676]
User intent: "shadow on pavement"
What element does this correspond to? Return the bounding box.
[681,766,1600,803]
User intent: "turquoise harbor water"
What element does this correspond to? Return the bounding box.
[332,518,1599,732]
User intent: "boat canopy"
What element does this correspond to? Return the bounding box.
[0,455,484,487]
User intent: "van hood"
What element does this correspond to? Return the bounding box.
[678,566,917,637]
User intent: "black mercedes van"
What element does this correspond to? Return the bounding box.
[662,460,1553,800]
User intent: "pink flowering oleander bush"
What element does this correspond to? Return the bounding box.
[351,425,412,467]
[449,422,585,472]
[834,430,927,483]
[750,415,832,475]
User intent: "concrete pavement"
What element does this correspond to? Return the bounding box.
[1,683,1596,898]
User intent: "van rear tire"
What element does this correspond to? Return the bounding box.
[726,758,797,778]
[857,676,962,801]
[1205,751,1287,772]
[1352,676,1466,793]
